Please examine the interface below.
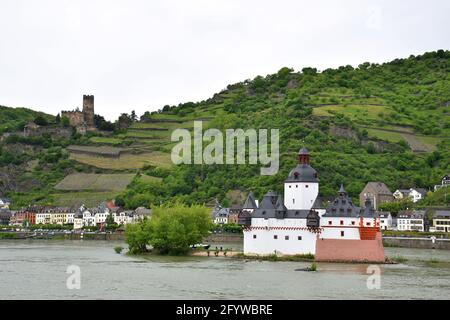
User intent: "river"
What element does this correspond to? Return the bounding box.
[0,240,449,300]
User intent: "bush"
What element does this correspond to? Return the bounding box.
[114,246,124,254]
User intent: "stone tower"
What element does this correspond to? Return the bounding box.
[82,95,95,127]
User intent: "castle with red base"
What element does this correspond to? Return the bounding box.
[240,148,385,263]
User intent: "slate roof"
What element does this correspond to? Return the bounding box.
[398,210,426,219]
[323,185,361,218]
[243,192,258,209]
[433,210,450,218]
[285,164,319,183]
[364,182,392,195]
[285,148,319,183]
[411,188,427,196]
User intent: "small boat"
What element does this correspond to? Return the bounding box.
[191,244,211,250]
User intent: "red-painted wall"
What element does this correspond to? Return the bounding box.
[315,232,385,263]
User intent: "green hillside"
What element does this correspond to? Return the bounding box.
[1,50,449,209]
[0,106,54,133]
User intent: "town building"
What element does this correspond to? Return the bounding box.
[10,209,36,226]
[0,198,11,209]
[409,188,427,203]
[393,188,427,203]
[212,206,230,224]
[434,174,450,191]
[241,148,384,262]
[379,212,393,230]
[360,182,393,210]
[397,210,428,232]
[393,189,411,200]
[228,204,242,224]
[432,210,450,233]
[0,209,11,225]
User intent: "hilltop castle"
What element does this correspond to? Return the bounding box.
[240,148,385,263]
[61,95,96,134]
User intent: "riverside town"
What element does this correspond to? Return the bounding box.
[0,0,449,305]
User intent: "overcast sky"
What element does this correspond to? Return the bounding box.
[0,0,448,120]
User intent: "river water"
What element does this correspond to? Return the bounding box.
[0,240,449,300]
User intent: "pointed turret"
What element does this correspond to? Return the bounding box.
[243,191,258,210]
[298,147,310,164]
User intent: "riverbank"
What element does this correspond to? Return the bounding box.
[3,231,450,251]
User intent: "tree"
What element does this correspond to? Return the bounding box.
[61,116,70,127]
[131,110,137,122]
[149,204,212,255]
[34,115,48,126]
[125,204,212,255]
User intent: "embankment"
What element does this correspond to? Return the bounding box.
[383,237,450,250]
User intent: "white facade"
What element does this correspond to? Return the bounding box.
[0,199,10,209]
[284,182,318,210]
[244,218,317,255]
[320,217,377,238]
[397,217,424,231]
[36,213,51,225]
[95,211,110,225]
[409,189,425,203]
[379,213,393,230]
[83,211,96,227]
[74,217,83,230]
[114,211,131,225]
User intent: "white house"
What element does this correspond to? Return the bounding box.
[434,174,450,191]
[36,212,52,225]
[0,198,11,209]
[379,212,393,230]
[114,210,133,225]
[393,188,427,203]
[409,188,427,203]
[393,189,410,200]
[397,210,427,231]
[432,210,450,233]
[212,207,229,225]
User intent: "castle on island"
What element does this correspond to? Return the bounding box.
[239,148,385,263]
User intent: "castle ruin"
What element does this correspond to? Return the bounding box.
[61,95,96,134]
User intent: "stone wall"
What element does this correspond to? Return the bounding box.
[383,236,450,250]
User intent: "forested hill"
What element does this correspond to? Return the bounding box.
[1,50,449,209]
[123,50,449,207]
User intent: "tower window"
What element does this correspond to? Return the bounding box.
[293,199,295,204]
[340,231,345,237]
[351,221,355,225]
[328,221,332,225]
[340,220,344,225]
[274,235,278,239]
[289,185,291,188]
[305,185,309,188]
[285,236,289,240]
[296,185,298,188]
[253,235,257,239]
[298,236,302,240]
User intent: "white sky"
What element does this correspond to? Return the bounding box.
[0,0,449,120]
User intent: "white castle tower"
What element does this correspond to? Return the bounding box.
[284,148,319,210]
